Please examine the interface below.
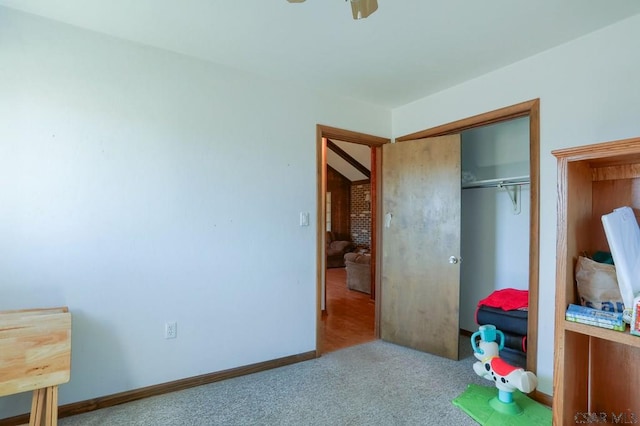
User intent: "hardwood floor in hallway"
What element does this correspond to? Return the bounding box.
[320,267,376,353]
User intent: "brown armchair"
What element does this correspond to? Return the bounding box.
[344,252,371,294]
[326,231,355,268]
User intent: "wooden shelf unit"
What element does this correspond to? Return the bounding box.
[553,138,640,425]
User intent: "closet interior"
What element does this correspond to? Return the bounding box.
[459,116,531,367]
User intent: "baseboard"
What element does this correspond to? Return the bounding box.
[532,389,553,408]
[0,350,317,426]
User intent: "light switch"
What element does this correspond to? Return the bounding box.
[300,212,310,227]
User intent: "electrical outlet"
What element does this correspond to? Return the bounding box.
[165,321,177,339]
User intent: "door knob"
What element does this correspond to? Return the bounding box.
[449,256,462,264]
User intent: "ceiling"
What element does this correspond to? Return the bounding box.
[2,1,640,108]
[327,140,371,182]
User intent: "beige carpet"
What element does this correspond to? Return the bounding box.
[60,338,490,425]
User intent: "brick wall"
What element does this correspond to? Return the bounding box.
[350,182,371,250]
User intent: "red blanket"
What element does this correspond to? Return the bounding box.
[478,288,529,311]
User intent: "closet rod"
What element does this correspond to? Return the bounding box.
[461,175,529,190]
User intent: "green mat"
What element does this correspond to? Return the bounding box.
[452,384,551,425]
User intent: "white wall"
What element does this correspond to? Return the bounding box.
[459,118,530,332]
[392,14,640,395]
[0,8,390,417]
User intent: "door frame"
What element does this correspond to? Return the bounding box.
[316,125,389,354]
[395,99,541,378]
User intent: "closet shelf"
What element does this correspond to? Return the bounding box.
[461,175,529,189]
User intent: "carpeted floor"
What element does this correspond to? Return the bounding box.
[60,339,490,425]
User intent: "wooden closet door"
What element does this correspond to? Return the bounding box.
[381,134,461,360]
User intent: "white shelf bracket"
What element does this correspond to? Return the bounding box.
[498,183,521,215]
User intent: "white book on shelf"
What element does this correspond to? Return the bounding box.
[601,206,640,318]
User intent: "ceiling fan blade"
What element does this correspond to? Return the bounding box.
[351,0,378,19]
[286,0,379,20]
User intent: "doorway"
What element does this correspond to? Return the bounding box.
[316,125,389,354]
[323,141,374,353]
[393,99,540,374]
